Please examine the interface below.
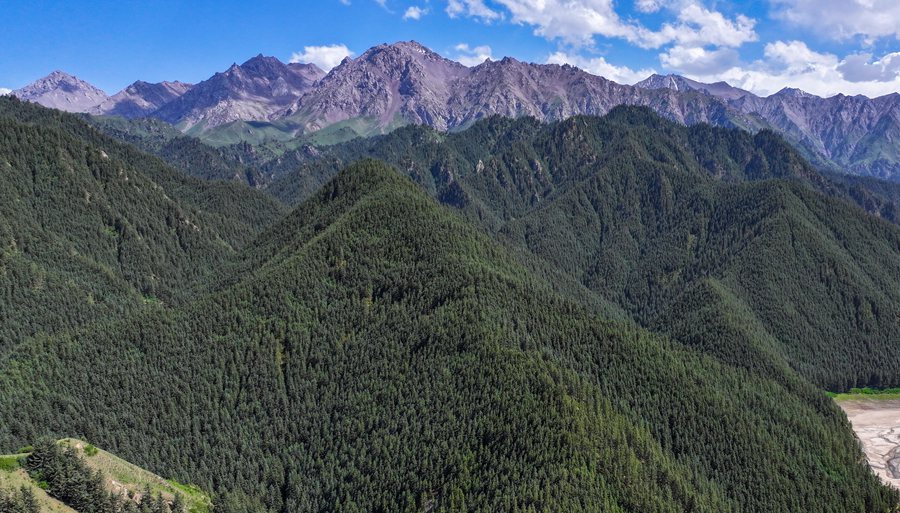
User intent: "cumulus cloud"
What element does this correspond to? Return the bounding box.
[764,40,837,72]
[673,41,900,97]
[290,44,354,71]
[660,45,740,75]
[771,0,900,41]
[0,88,11,96]
[547,51,656,84]
[403,6,428,19]
[454,44,493,66]
[490,0,635,46]
[446,0,501,20]
[448,1,756,50]
[837,53,900,83]
[643,4,757,49]
[441,0,900,96]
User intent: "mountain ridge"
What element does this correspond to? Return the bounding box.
[91,80,193,118]
[151,54,325,131]
[11,41,900,182]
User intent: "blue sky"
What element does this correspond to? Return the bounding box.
[1,0,898,97]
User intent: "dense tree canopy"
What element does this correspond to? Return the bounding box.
[1,100,899,512]
[257,108,900,390]
[0,97,284,343]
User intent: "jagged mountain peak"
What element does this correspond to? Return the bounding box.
[772,87,819,99]
[374,40,436,55]
[238,54,288,73]
[13,70,108,112]
[128,79,192,92]
[285,40,471,132]
[636,73,694,89]
[357,40,466,70]
[150,53,324,130]
[636,73,752,100]
[43,70,78,82]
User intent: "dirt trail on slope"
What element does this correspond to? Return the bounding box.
[839,399,900,489]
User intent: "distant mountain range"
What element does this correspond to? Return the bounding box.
[11,41,900,181]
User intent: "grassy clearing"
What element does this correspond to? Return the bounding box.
[828,387,900,401]
[0,454,22,471]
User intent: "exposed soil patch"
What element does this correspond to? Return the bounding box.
[839,399,900,489]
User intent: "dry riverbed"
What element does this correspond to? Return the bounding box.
[839,399,900,489]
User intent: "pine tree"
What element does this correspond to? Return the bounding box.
[171,492,186,513]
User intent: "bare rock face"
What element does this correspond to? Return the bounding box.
[284,41,469,133]
[91,80,193,118]
[151,55,325,130]
[284,44,746,137]
[636,74,753,101]
[12,71,108,112]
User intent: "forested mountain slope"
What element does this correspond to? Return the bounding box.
[261,108,900,390]
[0,97,285,343]
[0,161,895,512]
[87,115,270,185]
[637,74,900,182]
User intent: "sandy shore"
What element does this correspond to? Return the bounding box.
[839,399,900,489]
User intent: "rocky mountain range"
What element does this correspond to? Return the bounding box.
[282,41,741,135]
[152,54,325,131]
[637,73,900,181]
[11,41,900,181]
[636,73,753,100]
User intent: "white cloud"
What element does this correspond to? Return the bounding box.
[403,6,428,20]
[290,44,354,71]
[454,43,493,66]
[547,51,656,84]
[660,45,740,75]
[635,0,663,13]
[837,53,900,83]
[763,40,837,72]
[672,41,900,98]
[491,0,635,46]
[440,0,899,97]
[0,88,11,96]
[446,0,501,20]
[771,0,900,41]
[647,4,757,49]
[339,0,351,5]
[447,1,756,50]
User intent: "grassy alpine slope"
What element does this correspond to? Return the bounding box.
[0,162,895,512]
[0,439,210,513]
